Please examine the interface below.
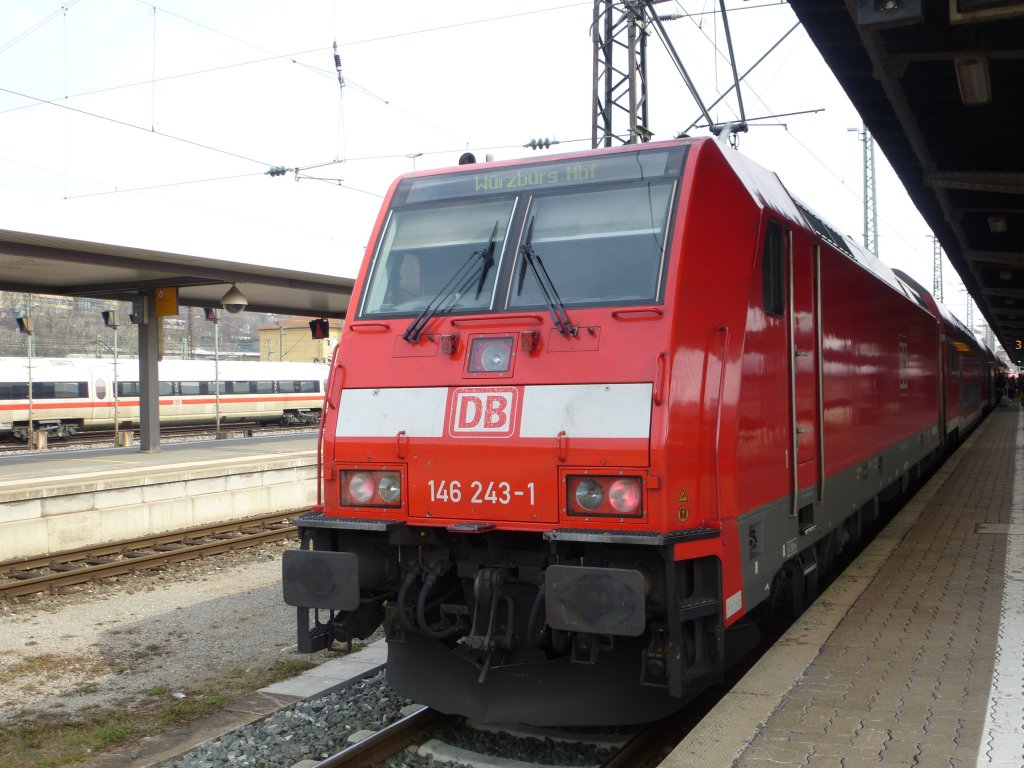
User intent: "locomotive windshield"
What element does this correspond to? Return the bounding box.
[508,183,674,308]
[359,199,515,315]
[358,145,685,318]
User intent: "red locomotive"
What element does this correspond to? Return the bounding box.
[283,137,998,725]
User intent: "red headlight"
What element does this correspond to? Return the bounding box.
[608,479,642,514]
[347,472,375,504]
[567,475,643,517]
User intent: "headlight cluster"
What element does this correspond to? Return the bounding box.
[566,475,643,517]
[341,470,402,507]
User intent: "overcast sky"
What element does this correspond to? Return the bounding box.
[0,0,981,325]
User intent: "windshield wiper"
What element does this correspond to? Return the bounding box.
[518,216,576,337]
[403,221,500,343]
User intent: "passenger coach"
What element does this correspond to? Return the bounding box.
[0,357,327,439]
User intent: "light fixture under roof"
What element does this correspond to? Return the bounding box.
[1000,270,1013,281]
[220,284,248,314]
[989,215,1008,233]
[955,53,991,106]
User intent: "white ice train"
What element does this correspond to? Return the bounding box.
[0,357,328,440]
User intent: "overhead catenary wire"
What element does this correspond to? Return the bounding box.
[3,0,932,283]
[1,1,479,153]
[132,0,328,81]
[334,39,346,160]
[64,172,267,199]
[1,0,603,197]
[0,0,600,116]
[679,22,801,136]
[0,0,83,56]
[649,4,936,277]
[338,2,590,47]
[150,4,158,131]
[0,85,273,168]
[61,135,592,201]
[63,6,70,201]
[0,49,326,117]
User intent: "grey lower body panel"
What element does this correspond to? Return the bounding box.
[738,426,942,615]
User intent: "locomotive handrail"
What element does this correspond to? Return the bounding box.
[699,326,730,526]
[653,353,667,406]
[815,246,825,503]
[347,321,392,332]
[326,362,345,411]
[611,307,664,320]
[712,326,730,525]
[450,313,544,327]
[318,350,343,507]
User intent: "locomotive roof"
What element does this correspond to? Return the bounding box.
[711,139,924,310]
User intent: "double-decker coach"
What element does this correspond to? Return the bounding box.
[283,136,992,725]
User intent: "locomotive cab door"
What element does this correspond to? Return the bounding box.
[788,231,822,515]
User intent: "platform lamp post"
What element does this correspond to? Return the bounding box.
[102,310,120,447]
[204,308,222,437]
[15,310,33,446]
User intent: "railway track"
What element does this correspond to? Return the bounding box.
[0,511,298,598]
[310,705,688,768]
[311,707,455,767]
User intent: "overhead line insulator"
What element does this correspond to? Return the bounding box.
[524,138,558,150]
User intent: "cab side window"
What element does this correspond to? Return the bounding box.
[762,219,785,317]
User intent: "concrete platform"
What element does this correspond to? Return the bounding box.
[82,640,388,768]
[260,640,388,699]
[0,433,317,562]
[662,407,1024,767]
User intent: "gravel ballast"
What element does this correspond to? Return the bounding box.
[157,672,620,768]
[1,541,623,768]
[0,542,310,719]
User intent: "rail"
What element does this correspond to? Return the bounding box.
[0,512,298,598]
[310,707,452,768]
[309,704,696,768]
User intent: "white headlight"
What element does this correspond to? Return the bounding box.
[469,336,514,374]
[481,341,511,371]
[378,472,401,503]
[574,478,604,511]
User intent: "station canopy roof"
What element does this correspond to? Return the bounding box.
[788,0,1024,359]
[0,227,353,319]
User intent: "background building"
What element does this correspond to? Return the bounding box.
[259,316,342,362]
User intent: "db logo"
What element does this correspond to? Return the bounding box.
[448,387,518,438]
